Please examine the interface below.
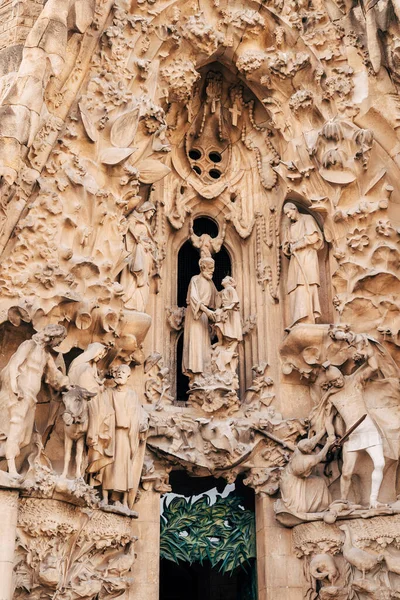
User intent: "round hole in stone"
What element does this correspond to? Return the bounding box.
[209,169,221,179]
[189,149,202,160]
[193,165,202,175]
[209,151,222,163]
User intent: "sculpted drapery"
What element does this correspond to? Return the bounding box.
[283,203,324,329]
[68,343,114,484]
[182,258,217,382]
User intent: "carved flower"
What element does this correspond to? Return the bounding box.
[236,50,266,74]
[289,90,313,112]
[376,219,395,237]
[346,228,369,252]
[160,59,200,104]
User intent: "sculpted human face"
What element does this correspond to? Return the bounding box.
[94,348,108,363]
[114,367,130,386]
[201,265,214,280]
[47,335,66,349]
[284,205,298,222]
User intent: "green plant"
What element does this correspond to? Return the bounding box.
[160,494,256,574]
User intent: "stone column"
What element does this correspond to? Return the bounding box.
[256,494,303,600]
[0,490,18,600]
[130,489,161,600]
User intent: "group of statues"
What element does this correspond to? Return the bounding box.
[278,325,400,521]
[181,202,323,392]
[0,325,148,510]
[182,257,243,390]
[1,201,398,521]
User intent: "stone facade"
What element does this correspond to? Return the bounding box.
[1,0,400,598]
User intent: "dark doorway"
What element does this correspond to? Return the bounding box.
[160,474,257,600]
[160,558,257,600]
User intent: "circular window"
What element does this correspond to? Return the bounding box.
[209,151,222,163]
[189,149,202,160]
[193,165,202,175]
[209,169,221,179]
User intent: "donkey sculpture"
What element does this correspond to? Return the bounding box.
[61,385,96,479]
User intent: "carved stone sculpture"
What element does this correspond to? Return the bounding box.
[189,218,226,258]
[102,365,149,509]
[120,201,156,312]
[282,203,324,329]
[3,0,400,596]
[0,325,69,477]
[212,276,243,387]
[312,365,386,509]
[68,343,114,486]
[278,431,332,518]
[182,257,217,387]
[61,385,96,480]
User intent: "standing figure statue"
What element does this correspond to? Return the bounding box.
[213,276,243,382]
[182,257,217,387]
[0,325,69,476]
[120,201,156,312]
[189,219,226,258]
[102,365,149,509]
[68,343,114,486]
[311,366,386,508]
[282,203,324,329]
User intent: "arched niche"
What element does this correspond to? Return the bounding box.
[280,200,333,329]
[174,216,232,400]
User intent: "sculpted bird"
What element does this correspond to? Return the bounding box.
[339,524,384,579]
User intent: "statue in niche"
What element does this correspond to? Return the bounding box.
[120,201,157,312]
[280,431,333,516]
[311,365,386,508]
[102,365,149,509]
[189,218,226,258]
[182,257,217,387]
[282,203,324,329]
[212,276,243,385]
[0,325,69,477]
[68,343,115,486]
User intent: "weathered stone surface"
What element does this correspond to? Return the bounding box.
[0,0,400,597]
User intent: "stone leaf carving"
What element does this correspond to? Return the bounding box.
[14,497,137,600]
